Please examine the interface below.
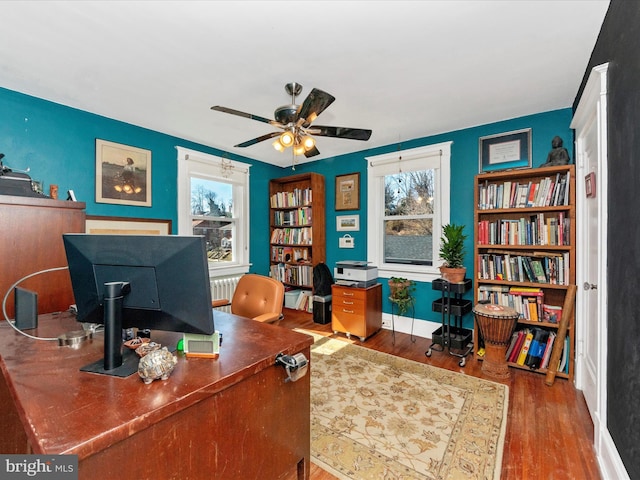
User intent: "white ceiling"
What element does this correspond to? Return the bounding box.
[0,1,609,168]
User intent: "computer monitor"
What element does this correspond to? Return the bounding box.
[63,234,215,377]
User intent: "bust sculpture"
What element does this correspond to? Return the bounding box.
[542,136,570,166]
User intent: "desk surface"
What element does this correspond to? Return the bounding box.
[0,312,312,461]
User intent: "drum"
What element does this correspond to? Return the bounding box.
[473,304,519,379]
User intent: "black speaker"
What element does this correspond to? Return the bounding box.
[14,287,38,330]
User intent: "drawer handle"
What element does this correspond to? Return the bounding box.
[342,292,355,297]
[342,309,354,314]
[342,301,354,305]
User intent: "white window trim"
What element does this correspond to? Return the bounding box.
[366,141,451,283]
[176,146,251,277]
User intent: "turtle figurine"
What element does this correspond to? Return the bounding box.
[137,347,178,384]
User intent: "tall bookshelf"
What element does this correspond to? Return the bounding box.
[269,172,325,296]
[474,165,576,380]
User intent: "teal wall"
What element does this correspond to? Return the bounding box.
[0,86,282,277]
[0,86,573,327]
[301,108,574,325]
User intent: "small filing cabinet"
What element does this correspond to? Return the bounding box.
[331,283,382,341]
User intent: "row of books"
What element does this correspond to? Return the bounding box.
[478,171,570,210]
[270,263,313,288]
[271,246,311,263]
[270,187,313,208]
[477,251,569,285]
[270,227,313,245]
[289,290,313,312]
[477,286,563,323]
[273,207,312,227]
[477,212,570,246]
[506,328,570,373]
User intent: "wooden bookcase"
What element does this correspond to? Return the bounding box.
[269,172,325,296]
[473,165,576,380]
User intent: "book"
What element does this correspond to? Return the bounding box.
[541,332,556,369]
[542,304,563,324]
[505,331,520,360]
[516,330,534,365]
[530,259,548,283]
[525,328,550,369]
[508,330,527,363]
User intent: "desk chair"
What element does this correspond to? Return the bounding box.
[212,274,284,323]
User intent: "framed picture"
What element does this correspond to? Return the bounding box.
[479,128,532,173]
[96,139,152,206]
[336,215,360,231]
[85,215,172,235]
[585,172,596,198]
[335,172,360,211]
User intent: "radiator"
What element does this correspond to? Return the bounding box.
[210,275,242,313]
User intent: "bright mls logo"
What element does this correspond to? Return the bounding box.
[1,455,78,479]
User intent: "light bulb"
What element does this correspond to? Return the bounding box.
[280,131,294,147]
[302,136,315,151]
[272,139,285,152]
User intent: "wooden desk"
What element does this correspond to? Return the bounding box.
[0,312,312,480]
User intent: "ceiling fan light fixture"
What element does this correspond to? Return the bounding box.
[279,131,294,148]
[301,135,315,151]
[293,142,306,156]
[272,139,285,152]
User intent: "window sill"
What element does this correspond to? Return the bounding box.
[377,265,441,284]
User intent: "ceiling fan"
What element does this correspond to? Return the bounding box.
[211,82,372,159]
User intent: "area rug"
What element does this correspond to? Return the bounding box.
[302,332,508,480]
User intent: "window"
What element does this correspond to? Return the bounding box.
[366,142,451,282]
[177,147,251,277]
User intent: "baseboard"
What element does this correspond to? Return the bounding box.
[597,422,630,480]
[381,313,439,340]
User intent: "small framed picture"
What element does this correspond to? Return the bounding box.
[335,172,360,211]
[479,128,532,173]
[585,172,596,198]
[336,215,360,231]
[96,139,152,206]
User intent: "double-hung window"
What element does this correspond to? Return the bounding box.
[366,142,451,282]
[177,147,251,277]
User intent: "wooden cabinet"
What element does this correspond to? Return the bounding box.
[331,283,382,341]
[0,195,86,318]
[269,173,325,293]
[473,165,576,380]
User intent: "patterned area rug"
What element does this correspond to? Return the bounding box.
[304,332,508,480]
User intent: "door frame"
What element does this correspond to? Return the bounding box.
[572,63,628,480]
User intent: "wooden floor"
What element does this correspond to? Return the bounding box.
[280,308,601,480]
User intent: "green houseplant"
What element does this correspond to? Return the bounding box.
[439,223,468,283]
[388,277,416,316]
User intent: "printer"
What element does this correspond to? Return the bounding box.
[334,261,378,288]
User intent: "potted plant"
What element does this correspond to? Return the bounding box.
[388,277,416,316]
[439,223,468,283]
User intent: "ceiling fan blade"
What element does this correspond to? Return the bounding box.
[211,105,282,127]
[296,89,336,127]
[309,126,372,141]
[304,146,320,158]
[234,131,281,148]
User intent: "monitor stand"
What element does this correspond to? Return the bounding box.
[80,348,140,377]
[81,281,138,377]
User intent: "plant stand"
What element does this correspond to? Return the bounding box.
[388,297,416,346]
[425,278,473,367]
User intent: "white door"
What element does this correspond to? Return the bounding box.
[575,114,600,417]
[571,62,610,463]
